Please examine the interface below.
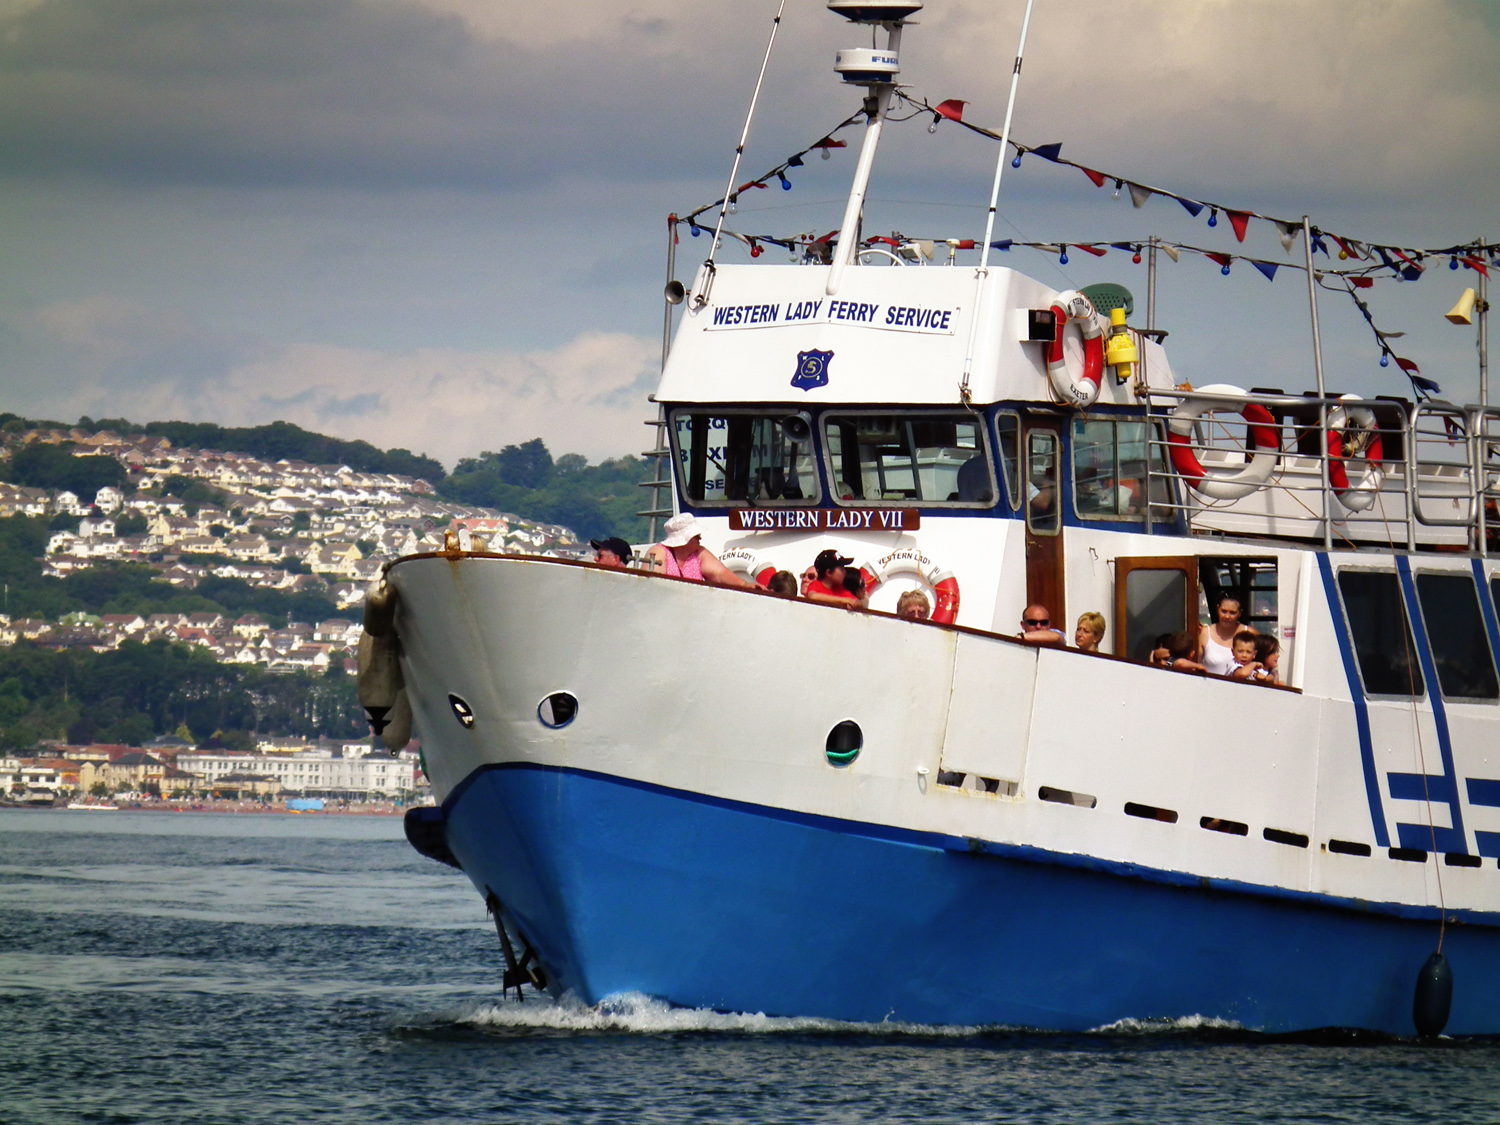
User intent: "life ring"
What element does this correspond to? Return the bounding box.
[1326,395,1385,512]
[858,548,960,624]
[1046,290,1106,408]
[1166,384,1280,501]
[719,547,776,587]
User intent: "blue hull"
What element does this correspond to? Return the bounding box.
[442,764,1500,1035]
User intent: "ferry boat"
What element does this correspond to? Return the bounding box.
[371,1,1500,1035]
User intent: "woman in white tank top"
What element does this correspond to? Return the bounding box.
[1199,596,1253,676]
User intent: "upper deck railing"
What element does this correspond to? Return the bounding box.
[1143,388,1500,554]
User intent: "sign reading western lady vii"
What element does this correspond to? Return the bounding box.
[728,509,920,532]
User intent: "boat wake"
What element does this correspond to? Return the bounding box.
[417,991,1244,1039]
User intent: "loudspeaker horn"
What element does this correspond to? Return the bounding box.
[1445,287,1477,325]
[664,280,686,306]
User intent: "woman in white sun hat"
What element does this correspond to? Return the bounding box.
[645,513,751,588]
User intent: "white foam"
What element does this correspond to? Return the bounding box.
[1088,1014,1243,1034]
[451,991,990,1037]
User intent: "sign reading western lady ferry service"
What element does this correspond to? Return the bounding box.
[704,298,959,335]
[729,508,920,531]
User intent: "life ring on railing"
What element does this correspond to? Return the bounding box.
[1326,395,1385,512]
[1046,290,1106,408]
[719,547,776,587]
[858,548,960,624]
[1166,383,1281,501]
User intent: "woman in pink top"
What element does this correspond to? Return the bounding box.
[645,514,751,588]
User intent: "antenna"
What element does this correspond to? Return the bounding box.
[958,0,1036,402]
[690,0,790,311]
[824,1,922,297]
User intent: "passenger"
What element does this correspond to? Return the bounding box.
[590,537,633,568]
[1074,611,1105,653]
[766,570,798,598]
[1199,596,1256,676]
[897,590,931,621]
[1253,634,1282,684]
[644,514,752,588]
[799,565,818,597]
[805,550,865,608]
[1165,630,1208,673]
[1019,605,1067,645]
[1149,633,1174,667]
[1228,630,1262,680]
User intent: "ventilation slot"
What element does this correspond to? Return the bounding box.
[1038,786,1097,809]
[1124,802,1178,824]
[1444,853,1483,868]
[1200,817,1248,836]
[1263,827,1309,849]
[1328,839,1371,857]
[1388,847,1429,863]
[939,772,1016,796]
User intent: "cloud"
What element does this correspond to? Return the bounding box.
[6,296,658,463]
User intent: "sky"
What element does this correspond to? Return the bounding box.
[1,0,1497,467]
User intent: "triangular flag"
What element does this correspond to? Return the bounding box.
[1351,277,1375,289]
[1162,244,1181,262]
[1251,261,1278,281]
[1274,221,1300,252]
[989,239,1013,251]
[1128,183,1153,209]
[1394,357,1421,374]
[787,154,804,168]
[1177,197,1204,218]
[1374,329,1405,339]
[1410,373,1441,394]
[1032,142,1063,162]
[1081,167,1106,188]
[1075,244,1108,257]
[1227,211,1251,242]
[1109,242,1135,252]
[1207,252,1232,268]
[1462,256,1490,277]
[934,99,966,122]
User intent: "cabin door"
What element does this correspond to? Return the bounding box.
[1023,419,1065,622]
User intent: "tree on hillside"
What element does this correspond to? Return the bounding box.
[3,444,127,495]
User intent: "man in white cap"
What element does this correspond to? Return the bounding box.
[645,513,751,588]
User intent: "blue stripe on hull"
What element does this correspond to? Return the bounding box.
[443,764,1500,1036]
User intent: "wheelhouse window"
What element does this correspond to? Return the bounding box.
[1026,429,1059,534]
[1071,417,1170,521]
[822,413,995,506]
[670,410,819,505]
[1337,570,1424,698]
[1414,573,1499,700]
[995,411,1021,511]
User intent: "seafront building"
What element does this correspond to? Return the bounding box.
[178,746,418,798]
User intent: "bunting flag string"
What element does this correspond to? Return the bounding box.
[893,90,1500,274]
[1317,274,1440,400]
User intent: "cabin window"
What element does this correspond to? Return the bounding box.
[822,413,995,507]
[670,410,819,505]
[1414,573,1499,700]
[1070,417,1171,522]
[995,411,1021,511]
[1025,429,1059,533]
[1115,556,1198,661]
[1336,570,1424,698]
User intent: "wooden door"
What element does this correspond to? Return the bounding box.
[1114,556,1199,661]
[1023,420,1065,623]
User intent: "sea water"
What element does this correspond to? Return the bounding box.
[2,809,1498,1124]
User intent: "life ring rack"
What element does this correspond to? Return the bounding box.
[1326,396,1385,512]
[719,547,777,587]
[1166,384,1281,501]
[858,548,960,624]
[1046,290,1106,408]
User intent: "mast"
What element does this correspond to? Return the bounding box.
[824,1,923,297]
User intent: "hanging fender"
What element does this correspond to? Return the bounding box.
[1166,384,1281,501]
[1326,396,1385,512]
[858,548,960,624]
[1046,290,1106,408]
[719,547,777,588]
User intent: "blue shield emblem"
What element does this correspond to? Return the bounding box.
[792,349,833,391]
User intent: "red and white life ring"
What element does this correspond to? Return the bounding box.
[1166,384,1280,501]
[719,547,776,587]
[1326,395,1385,512]
[1046,290,1106,408]
[858,548,960,624]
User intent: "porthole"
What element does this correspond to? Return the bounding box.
[538,692,578,729]
[448,694,475,728]
[825,720,862,766]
